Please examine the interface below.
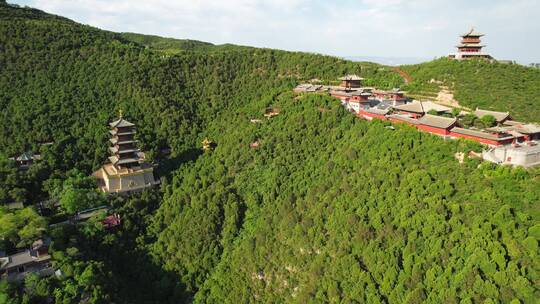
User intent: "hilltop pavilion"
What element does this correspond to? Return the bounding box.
[448,27,493,60]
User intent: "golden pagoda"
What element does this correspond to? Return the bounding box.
[202,138,213,152]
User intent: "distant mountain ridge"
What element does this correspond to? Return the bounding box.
[344,55,432,66]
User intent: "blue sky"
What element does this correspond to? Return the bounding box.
[10,0,540,63]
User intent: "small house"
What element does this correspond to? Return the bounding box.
[0,238,52,282]
[10,152,41,168]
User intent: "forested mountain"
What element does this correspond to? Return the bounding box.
[0,2,539,304]
[402,59,540,122]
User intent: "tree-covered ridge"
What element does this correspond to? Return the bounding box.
[0,1,68,22]
[402,58,540,122]
[120,32,249,54]
[0,3,402,168]
[152,92,539,303]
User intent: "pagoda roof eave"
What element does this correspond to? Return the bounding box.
[457,44,485,48]
[109,147,140,154]
[460,33,484,37]
[461,28,485,37]
[109,130,136,136]
[108,156,141,165]
[109,118,135,128]
[110,138,138,145]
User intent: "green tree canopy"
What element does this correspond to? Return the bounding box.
[0,207,46,248]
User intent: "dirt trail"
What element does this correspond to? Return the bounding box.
[435,86,470,110]
[392,67,413,84]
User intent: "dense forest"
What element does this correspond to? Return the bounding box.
[1,2,539,304]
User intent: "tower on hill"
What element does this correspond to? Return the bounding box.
[448,27,493,60]
[92,112,159,193]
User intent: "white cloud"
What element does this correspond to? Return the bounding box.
[11,0,540,62]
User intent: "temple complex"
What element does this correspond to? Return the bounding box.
[92,113,158,193]
[293,75,540,167]
[448,28,492,60]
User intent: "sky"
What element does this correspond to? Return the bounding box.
[10,0,540,64]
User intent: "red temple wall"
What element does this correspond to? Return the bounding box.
[389,118,417,127]
[396,111,421,118]
[449,132,513,146]
[358,110,387,121]
[417,125,451,135]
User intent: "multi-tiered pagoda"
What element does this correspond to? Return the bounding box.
[448,27,492,60]
[92,112,158,193]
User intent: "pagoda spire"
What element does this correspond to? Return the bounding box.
[108,115,141,169]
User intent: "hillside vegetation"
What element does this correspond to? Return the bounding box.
[120,32,250,54]
[154,92,540,303]
[402,59,540,121]
[0,1,402,207]
[0,2,539,304]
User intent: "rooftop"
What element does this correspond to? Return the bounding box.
[393,101,451,114]
[109,147,139,154]
[452,127,514,141]
[109,117,135,128]
[474,108,511,122]
[490,123,540,135]
[461,28,484,37]
[0,250,51,270]
[102,214,121,228]
[365,108,390,115]
[339,75,364,81]
[512,124,540,134]
[15,152,40,162]
[97,163,153,177]
[419,114,458,129]
[109,129,136,136]
[387,114,420,125]
[110,138,138,145]
[108,155,140,165]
